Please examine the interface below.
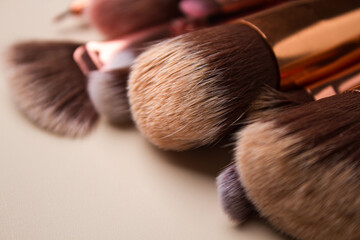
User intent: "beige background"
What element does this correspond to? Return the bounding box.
[0,1,285,239]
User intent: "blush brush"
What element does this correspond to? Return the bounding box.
[216,61,360,225]
[227,86,360,240]
[129,0,360,151]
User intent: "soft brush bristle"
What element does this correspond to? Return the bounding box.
[247,86,314,122]
[7,41,98,137]
[216,164,256,223]
[129,23,279,151]
[234,92,360,240]
[87,69,131,124]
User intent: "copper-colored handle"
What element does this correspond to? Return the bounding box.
[304,62,360,100]
[238,0,360,90]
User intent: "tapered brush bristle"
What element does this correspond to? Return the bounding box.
[247,87,314,121]
[87,68,131,124]
[7,41,98,137]
[234,92,360,240]
[129,23,279,151]
[216,164,256,223]
[87,0,181,38]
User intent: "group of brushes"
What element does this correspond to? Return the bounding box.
[7,0,360,239]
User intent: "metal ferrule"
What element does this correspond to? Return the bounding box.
[237,0,360,90]
[73,22,174,75]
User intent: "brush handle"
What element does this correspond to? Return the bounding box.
[54,0,88,21]
[304,62,360,100]
[238,0,360,90]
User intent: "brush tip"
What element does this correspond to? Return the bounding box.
[87,69,131,124]
[217,164,255,224]
[129,24,278,150]
[7,41,99,137]
[234,97,360,240]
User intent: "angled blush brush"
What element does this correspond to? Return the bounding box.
[225,86,360,240]
[7,23,176,136]
[216,62,360,225]
[129,0,360,151]
[55,0,182,38]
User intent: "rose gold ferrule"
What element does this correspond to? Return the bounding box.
[304,62,360,100]
[73,21,182,75]
[237,0,360,90]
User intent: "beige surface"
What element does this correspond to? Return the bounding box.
[0,1,285,239]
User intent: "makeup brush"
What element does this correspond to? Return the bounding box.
[227,86,360,240]
[7,22,177,136]
[216,62,360,225]
[55,0,182,38]
[128,0,360,151]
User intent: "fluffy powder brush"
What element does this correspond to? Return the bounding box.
[128,0,360,151]
[216,64,360,239]
[218,85,360,240]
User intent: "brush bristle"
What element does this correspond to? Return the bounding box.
[87,69,131,124]
[216,164,256,223]
[7,41,99,137]
[129,23,279,151]
[247,86,314,122]
[87,0,181,38]
[234,92,360,240]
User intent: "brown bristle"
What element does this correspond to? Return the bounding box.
[247,86,314,122]
[87,0,181,38]
[129,23,279,151]
[7,41,99,137]
[87,68,131,124]
[235,92,360,240]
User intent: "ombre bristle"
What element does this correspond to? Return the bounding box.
[233,92,360,240]
[7,41,99,137]
[129,23,279,151]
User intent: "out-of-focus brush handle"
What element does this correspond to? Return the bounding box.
[54,0,88,21]
[305,62,360,100]
[238,0,360,90]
